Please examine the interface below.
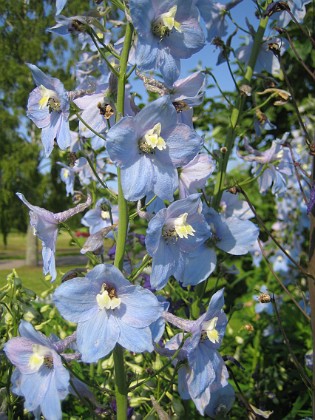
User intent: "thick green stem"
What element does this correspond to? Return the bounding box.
[212,12,270,210]
[112,22,133,420]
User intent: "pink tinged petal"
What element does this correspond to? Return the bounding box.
[116,321,154,353]
[54,194,92,222]
[179,154,214,198]
[77,311,119,362]
[173,71,205,100]
[4,338,36,374]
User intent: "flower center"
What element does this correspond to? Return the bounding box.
[151,6,182,39]
[96,283,121,310]
[173,100,189,113]
[101,210,110,220]
[39,85,61,113]
[28,344,53,371]
[202,317,220,344]
[139,123,166,154]
[97,102,114,119]
[162,213,195,241]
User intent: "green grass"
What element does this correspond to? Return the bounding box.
[0,265,89,295]
[0,231,89,294]
[0,231,85,260]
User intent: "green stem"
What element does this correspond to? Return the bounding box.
[113,21,133,420]
[212,11,270,210]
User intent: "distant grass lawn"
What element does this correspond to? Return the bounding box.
[0,265,88,295]
[0,231,85,260]
[0,231,88,294]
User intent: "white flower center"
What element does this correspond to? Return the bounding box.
[152,6,182,38]
[39,85,61,112]
[174,213,195,239]
[28,344,51,371]
[144,123,166,151]
[203,317,220,343]
[101,210,110,220]
[96,284,121,310]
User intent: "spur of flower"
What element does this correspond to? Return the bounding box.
[53,264,163,362]
[106,96,203,202]
[17,192,91,281]
[26,64,71,157]
[129,0,205,84]
[145,194,211,289]
[4,321,70,420]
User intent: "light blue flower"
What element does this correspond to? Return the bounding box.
[27,64,71,157]
[56,0,67,15]
[106,96,203,201]
[180,205,259,282]
[4,321,70,420]
[81,198,118,235]
[145,194,211,289]
[130,0,205,84]
[17,192,91,281]
[53,264,162,362]
[163,288,233,415]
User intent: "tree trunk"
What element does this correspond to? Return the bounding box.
[25,224,38,266]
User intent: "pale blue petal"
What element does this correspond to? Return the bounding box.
[77,311,118,362]
[117,322,154,353]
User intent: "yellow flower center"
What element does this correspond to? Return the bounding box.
[203,317,220,344]
[38,85,61,112]
[139,123,166,154]
[28,344,52,371]
[152,6,182,38]
[174,213,195,239]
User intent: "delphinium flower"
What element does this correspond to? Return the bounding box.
[53,264,162,362]
[180,204,259,283]
[129,0,205,84]
[195,0,241,42]
[137,70,206,126]
[4,321,70,420]
[238,138,293,195]
[73,84,116,139]
[169,71,206,126]
[106,96,203,201]
[145,194,211,289]
[178,153,215,198]
[17,192,91,281]
[268,0,312,29]
[58,163,76,196]
[163,288,234,415]
[27,64,71,157]
[235,37,288,75]
[81,198,118,235]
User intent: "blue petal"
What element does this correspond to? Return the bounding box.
[121,155,154,201]
[77,311,119,362]
[117,285,162,327]
[53,277,100,323]
[150,239,180,289]
[117,321,154,353]
[181,245,216,286]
